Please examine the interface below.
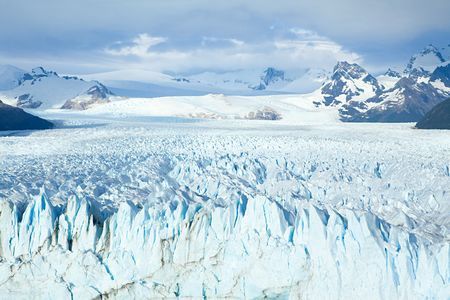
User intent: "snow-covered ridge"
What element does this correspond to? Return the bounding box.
[317,61,382,107]
[0,66,115,109]
[404,44,447,75]
[0,188,447,299]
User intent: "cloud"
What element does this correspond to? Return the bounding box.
[100,31,361,74]
[105,34,167,57]
[201,37,245,47]
[275,28,362,65]
[0,0,449,73]
[289,29,325,41]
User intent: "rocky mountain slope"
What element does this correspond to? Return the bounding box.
[310,44,450,122]
[316,61,382,107]
[0,100,53,130]
[416,97,450,129]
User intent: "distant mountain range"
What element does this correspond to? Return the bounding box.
[0,43,449,122]
[81,67,329,97]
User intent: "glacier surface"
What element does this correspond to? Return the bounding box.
[0,116,449,299]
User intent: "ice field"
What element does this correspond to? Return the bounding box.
[0,109,449,299]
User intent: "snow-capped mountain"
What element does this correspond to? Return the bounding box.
[340,76,448,122]
[384,68,401,78]
[83,67,329,97]
[61,85,113,110]
[0,64,26,90]
[180,67,328,94]
[252,67,290,90]
[430,63,450,89]
[0,66,114,109]
[338,44,450,122]
[316,61,382,107]
[404,44,447,76]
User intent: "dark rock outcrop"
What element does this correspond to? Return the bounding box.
[0,100,53,131]
[416,97,450,129]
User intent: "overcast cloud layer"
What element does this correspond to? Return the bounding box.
[0,0,449,74]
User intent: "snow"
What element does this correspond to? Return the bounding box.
[67,93,338,124]
[81,68,328,97]
[0,107,449,298]
[0,76,104,109]
[377,74,400,90]
[432,79,450,93]
[405,44,447,74]
[0,64,25,90]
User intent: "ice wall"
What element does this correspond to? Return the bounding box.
[0,189,447,299]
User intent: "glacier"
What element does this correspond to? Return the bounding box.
[0,117,449,299]
[0,189,447,299]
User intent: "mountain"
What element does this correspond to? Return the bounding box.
[404,44,446,75]
[0,65,26,90]
[440,44,450,60]
[60,84,112,110]
[0,66,114,109]
[317,61,382,107]
[415,97,450,129]
[430,63,450,88]
[0,100,53,131]
[384,68,401,78]
[340,45,450,122]
[252,67,290,90]
[83,67,329,97]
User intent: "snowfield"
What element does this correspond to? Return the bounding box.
[0,104,449,299]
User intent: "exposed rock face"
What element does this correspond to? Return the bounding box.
[384,68,401,78]
[252,67,289,90]
[341,77,448,122]
[430,63,450,87]
[15,93,43,108]
[61,84,113,110]
[246,107,282,120]
[416,97,450,129]
[0,100,53,131]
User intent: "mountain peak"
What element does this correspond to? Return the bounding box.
[421,44,440,54]
[252,67,287,90]
[31,66,58,77]
[384,68,401,78]
[261,67,285,85]
[404,44,446,75]
[319,61,381,106]
[332,61,367,80]
[0,64,27,90]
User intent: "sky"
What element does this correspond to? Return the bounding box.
[0,0,449,75]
